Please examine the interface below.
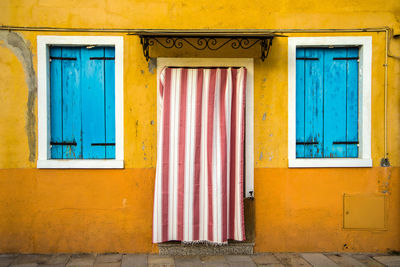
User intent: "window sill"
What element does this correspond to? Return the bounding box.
[37,159,124,169]
[289,158,372,168]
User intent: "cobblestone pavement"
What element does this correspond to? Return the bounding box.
[1,253,399,267]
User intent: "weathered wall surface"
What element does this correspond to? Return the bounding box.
[0,0,399,253]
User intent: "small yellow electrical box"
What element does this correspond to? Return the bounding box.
[343,194,386,230]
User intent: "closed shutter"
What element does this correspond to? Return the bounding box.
[50,46,115,159]
[296,47,359,158]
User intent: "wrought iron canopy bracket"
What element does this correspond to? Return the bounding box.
[137,34,275,62]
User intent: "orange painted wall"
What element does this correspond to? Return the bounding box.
[0,169,155,253]
[255,168,400,252]
[0,0,399,253]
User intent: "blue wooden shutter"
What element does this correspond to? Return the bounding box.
[296,47,359,158]
[296,48,324,158]
[50,46,115,159]
[324,48,348,158]
[50,47,82,159]
[81,47,116,159]
[324,48,359,158]
[82,47,106,159]
[62,47,82,159]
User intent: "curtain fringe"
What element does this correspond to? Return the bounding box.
[181,240,228,246]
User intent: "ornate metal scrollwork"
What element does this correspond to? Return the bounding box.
[139,35,273,62]
[260,38,273,61]
[140,37,150,61]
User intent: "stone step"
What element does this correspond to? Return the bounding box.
[158,242,254,256]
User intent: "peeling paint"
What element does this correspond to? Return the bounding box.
[262,113,267,121]
[150,143,154,166]
[148,57,157,74]
[378,168,393,194]
[0,31,37,162]
[142,141,147,160]
[259,152,263,160]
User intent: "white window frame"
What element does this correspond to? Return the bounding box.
[157,58,254,198]
[37,36,124,169]
[288,37,372,168]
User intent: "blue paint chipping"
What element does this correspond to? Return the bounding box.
[50,46,116,159]
[296,47,359,158]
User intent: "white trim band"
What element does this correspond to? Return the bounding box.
[289,159,372,168]
[37,160,124,169]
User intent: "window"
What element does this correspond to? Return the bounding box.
[37,36,124,168]
[296,47,359,158]
[288,37,372,168]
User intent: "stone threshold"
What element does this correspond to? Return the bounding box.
[158,241,254,255]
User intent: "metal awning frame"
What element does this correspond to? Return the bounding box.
[130,30,282,62]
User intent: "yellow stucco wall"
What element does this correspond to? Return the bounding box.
[0,0,399,253]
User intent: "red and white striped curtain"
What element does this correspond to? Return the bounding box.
[153,67,247,244]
